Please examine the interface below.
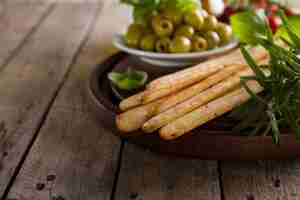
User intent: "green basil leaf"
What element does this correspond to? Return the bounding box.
[175,0,201,12]
[230,10,268,44]
[159,0,201,13]
[121,0,159,6]
[132,0,160,25]
[133,6,150,25]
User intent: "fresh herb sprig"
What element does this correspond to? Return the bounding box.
[231,10,300,144]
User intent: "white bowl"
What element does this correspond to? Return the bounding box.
[113,34,239,68]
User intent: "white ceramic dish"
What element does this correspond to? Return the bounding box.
[113,34,239,68]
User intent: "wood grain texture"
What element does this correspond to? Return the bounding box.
[0,1,54,70]
[53,0,131,113]
[115,143,221,200]
[0,1,100,198]
[7,108,120,200]
[6,0,132,199]
[221,160,300,200]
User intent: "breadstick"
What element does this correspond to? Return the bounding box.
[159,81,264,140]
[119,91,145,111]
[147,47,267,90]
[143,47,267,103]
[156,64,246,113]
[142,68,258,133]
[116,98,166,133]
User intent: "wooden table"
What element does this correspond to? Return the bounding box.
[1,1,300,200]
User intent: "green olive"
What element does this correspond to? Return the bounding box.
[204,31,220,49]
[127,23,145,33]
[201,10,209,18]
[191,36,208,52]
[184,10,205,31]
[194,31,205,38]
[140,34,157,51]
[124,24,145,48]
[202,15,218,31]
[151,15,174,37]
[162,8,183,26]
[169,36,192,53]
[155,37,171,53]
[174,25,195,39]
[215,23,233,44]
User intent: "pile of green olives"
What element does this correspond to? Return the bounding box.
[124,9,233,53]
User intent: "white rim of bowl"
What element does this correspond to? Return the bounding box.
[113,34,239,59]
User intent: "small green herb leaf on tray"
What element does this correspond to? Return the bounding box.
[108,68,148,91]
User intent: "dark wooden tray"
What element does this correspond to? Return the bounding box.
[87,52,300,160]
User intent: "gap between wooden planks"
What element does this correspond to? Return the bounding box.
[0,1,55,71]
[114,143,221,200]
[220,160,300,200]
[0,1,102,198]
[5,0,128,199]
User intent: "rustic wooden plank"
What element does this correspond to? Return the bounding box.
[0,2,101,198]
[221,160,300,200]
[6,0,131,199]
[7,108,120,200]
[114,144,221,200]
[0,1,54,70]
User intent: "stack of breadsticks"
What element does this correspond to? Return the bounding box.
[116,48,269,140]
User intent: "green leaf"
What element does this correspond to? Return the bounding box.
[230,10,268,45]
[122,0,160,24]
[108,69,148,91]
[133,6,152,25]
[121,0,160,6]
[276,14,300,46]
[158,0,201,13]
[122,0,201,24]
[175,0,201,12]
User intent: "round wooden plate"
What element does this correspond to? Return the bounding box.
[87,53,300,160]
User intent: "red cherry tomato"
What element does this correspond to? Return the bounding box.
[268,16,281,33]
[270,4,279,14]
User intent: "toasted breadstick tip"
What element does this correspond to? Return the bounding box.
[116,98,165,133]
[119,92,145,111]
